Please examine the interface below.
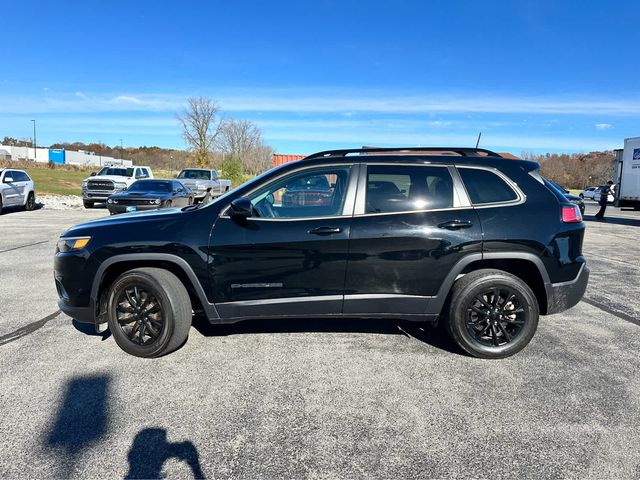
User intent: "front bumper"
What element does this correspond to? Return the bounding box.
[58,299,95,324]
[545,263,590,314]
[107,204,161,214]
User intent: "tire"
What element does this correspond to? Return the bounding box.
[106,267,192,358]
[24,192,35,211]
[83,200,94,209]
[579,194,584,199]
[0,196,3,215]
[445,269,539,359]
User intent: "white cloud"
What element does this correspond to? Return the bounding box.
[595,123,613,130]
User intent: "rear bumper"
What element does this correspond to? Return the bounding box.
[545,263,590,315]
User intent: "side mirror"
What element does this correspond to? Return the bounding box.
[3,176,14,183]
[90,172,97,177]
[229,197,253,219]
[177,187,184,193]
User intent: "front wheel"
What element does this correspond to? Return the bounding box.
[445,269,539,359]
[83,200,94,209]
[579,193,584,199]
[107,268,192,358]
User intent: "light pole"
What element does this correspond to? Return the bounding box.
[31,119,36,160]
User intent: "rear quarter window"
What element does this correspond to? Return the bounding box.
[458,168,518,204]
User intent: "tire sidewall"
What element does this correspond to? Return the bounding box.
[107,271,176,358]
[450,274,539,358]
[25,192,35,210]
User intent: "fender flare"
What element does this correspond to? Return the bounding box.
[427,252,550,314]
[91,253,219,320]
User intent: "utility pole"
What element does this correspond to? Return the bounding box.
[31,119,37,160]
[120,139,124,161]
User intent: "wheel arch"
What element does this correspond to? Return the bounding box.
[92,254,219,322]
[430,252,550,316]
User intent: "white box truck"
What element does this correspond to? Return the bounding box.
[613,137,640,210]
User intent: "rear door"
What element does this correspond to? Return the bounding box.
[343,163,483,315]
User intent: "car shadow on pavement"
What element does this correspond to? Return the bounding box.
[583,214,640,227]
[192,315,464,355]
[46,374,110,477]
[125,428,206,479]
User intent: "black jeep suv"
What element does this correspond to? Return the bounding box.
[54,147,589,359]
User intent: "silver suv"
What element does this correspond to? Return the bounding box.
[0,168,36,214]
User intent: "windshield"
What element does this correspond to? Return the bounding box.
[99,167,134,177]
[127,180,171,192]
[177,169,210,180]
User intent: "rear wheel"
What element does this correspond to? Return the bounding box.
[445,269,539,359]
[107,268,192,358]
[83,200,94,209]
[579,193,584,199]
[0,196,3,215]
[24,192,35,211]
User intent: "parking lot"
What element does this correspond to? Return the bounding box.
[0,201,639,478]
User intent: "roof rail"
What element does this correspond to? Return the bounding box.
[304,146,502,159]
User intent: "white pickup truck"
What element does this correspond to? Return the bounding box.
[82,165,153,208]
[176,168,232,203]
[613,137,640,210]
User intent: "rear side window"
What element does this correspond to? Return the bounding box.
[366,165,454,213]
[458,168,518,204]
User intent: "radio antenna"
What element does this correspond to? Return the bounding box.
[475,132,482,148]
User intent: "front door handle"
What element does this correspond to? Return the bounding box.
[438,220,473,230]
[309,226,342,235]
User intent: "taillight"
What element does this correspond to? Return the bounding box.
[562,205,582,223]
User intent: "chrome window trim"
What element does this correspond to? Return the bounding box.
[220,162,359,221]
[456,165,526,208]
[354,162,465,216]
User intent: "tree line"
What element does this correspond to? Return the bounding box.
[521,150,615,189]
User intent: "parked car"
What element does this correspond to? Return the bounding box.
[0,168,36,214]
[593,184,616,203]
[82,166,153,208]
[579,187,598,199]
[176,168,231,203]
[548,180,585,215]
[55,147,588,359]
[282,174,334,206]
[107,179,193,215]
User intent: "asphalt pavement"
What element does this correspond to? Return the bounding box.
[0,201,639,479]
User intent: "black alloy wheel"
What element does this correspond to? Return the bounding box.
[115,285,164,346]
[446,269,539,359]
[465,287,526,348]
[107,268,192,357]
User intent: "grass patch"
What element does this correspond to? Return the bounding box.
[25,167,92,196]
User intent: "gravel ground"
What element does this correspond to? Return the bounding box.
[0,201,639,479]
[35,195,92,210]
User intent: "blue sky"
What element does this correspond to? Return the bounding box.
[1,0,639,154]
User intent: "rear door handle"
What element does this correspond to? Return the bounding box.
[438,220,473,229]
[309,226,342,235]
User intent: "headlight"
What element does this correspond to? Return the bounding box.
[81,180,87,188]
[57,236,91,253]
[153,199,161,205]
[114,182,127,190]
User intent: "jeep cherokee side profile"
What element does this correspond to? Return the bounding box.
[54,147,589,359]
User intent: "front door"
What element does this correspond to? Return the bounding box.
[343,163,483,315]
[209,164,358,320]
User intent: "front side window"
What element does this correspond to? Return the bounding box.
[178,169,211,180]
[248,166,352,219]
[365,165,454,213]
[458,168,518,205]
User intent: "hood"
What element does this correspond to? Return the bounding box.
[62,207,184,237]
[565,193,582,202]
[85,174,133,182]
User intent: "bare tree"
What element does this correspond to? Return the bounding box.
[217,118,273,175]
[177,97,222,167]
